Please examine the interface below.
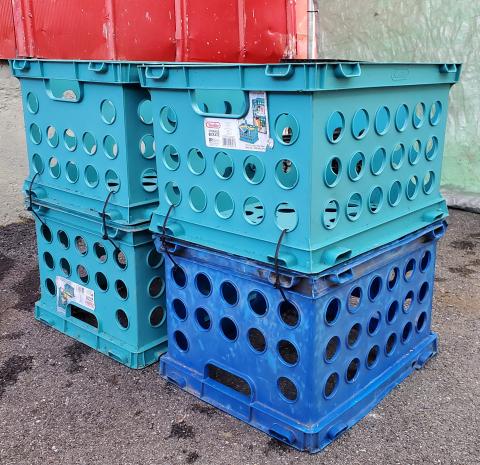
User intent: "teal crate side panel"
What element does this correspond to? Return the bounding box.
[309,84,451,251]
[19,75,158,223]
[34,212,167,355]
[150,89,314,252]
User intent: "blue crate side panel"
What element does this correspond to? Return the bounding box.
[146,63,457,273]
[33,207,167,368]
[19,73,158,225]
[158,222,443,451]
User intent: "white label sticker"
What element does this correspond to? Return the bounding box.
[204,91,271,152]
[56,276,95,315]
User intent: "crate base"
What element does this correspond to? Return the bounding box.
[35,303,167,369]
[160,333,437,452]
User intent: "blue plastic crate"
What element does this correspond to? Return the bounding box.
[31,201,167,368]
[156,221,446,452]
[140,61,460,273]
[11,59,159,226]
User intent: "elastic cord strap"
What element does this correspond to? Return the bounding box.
[161,204,179,269]
[273,229,290,304]
[101,190,120,253]
[27,173,47,227]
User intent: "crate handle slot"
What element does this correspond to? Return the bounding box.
[44,79,83,103]
[144,65,169,81]
[422,209,445,223]
[322,247,352,266]
[166,374,187,389]
[12,60,31,71]
[206,363,254,400]
[327,423,349,440]
[189,90,249,119]
[268,424,296,444]
[426,222,447,241]
[326,269,354,285]
[440,64,458,74]
[265,64,294,79]
[107,349,128,365]
[334,63,362,78]
[88,62,108,74]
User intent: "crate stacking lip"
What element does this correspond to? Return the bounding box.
[31,200,167,368]
[11,59,159,226]
[140,61,461,274]
[156,220,446,452]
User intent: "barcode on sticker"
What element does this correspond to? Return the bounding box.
[222,137,236,148]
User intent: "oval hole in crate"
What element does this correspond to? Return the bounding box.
[46,126,59,147]
[84,165,99,188]
[41,224,53,242]
[220,317,238,341]
[403,290,414,312]
[278,377,298,402]
[326,111,345,143]
[348,286,362,311]
[32,153,44,174]
[138,99,153,125]
[172,266,187,288]
[348,152,365,181]
[406,176,419,200]
[195,308,211,330]
[59,258,71,276]
[388,267,400,290]
[82,132,97,155]
[159,106,178,133]
[248,328,266,353]
[116,309,129,329]
[391,143,405,170]
[163,145,180,171]
[214,152,234,179]
[347,323,361,348]
[418,282,429,303]
[173,299,187,320]
[325,336,340,362]
[387,301,399,324]
[101,100,116,125]
[57,230,69,249]
[215,191,234,219]
[115,279,128,300]
[114,249,128,269]
[275,202,298,231]
[75,236,88,255]
[174,330,189,351]
[352,109,369,139]
[64,129,77,151]
[220,281,239,306]
[275,113,299,145]
[368,311,381,335]
[93,242,107,262]
[189,186,207,212]
[367,345,380,368]
[425,136,439,161]
[395,104,409,132]
[368,187,383,214]
[66,161,79,183]
[148,277,165,298]
[248,291,268,316]
[278,340,298,365]
[49,157,61,178]
[370,148,386,176]
[404,258,416,281]
[325,298,341,325]
[430,101,442,126]
[346,358,360,383]
[275,159,298,189]
[324,157,342,187]
[388,181,402,206]
[147,248,163,269]
[27,92,39,114]
[423,171,436,194]
[45,278,56,295]
[165,182,181,206]
[188,148,206,175]
[279,300,300,328]
[375,106,390,135]
[324,373,339,399]
[43,252,54,269]
[323,200,340,230]
[416,312,428,332]
[150,306,166,327]
[195,273,212,296]
[243,197,264,225]
[140,135,155,160]
[369,276,382,301]
[244,155,265,185]
[30,123,42,145]
[401,322,413,343]
[409,140,422,165]
[141,169,158,193]
[413,102,425,128]
[105,170,121,193]
[95,272,108,291]
[346,193,362,221]
[103,135,119,159]
[76,265,89,284]
[386,333,397,355]
[420,251,431,272]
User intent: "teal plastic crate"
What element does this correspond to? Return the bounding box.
[11,59,158,226]
[31,201,167,368]
[139,61,461,273]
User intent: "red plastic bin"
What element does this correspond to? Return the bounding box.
[4,0,301,62]
[0,0,16,58]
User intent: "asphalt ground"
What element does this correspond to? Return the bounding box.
[0,209,478,465]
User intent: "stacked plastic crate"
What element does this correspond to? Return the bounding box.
[137,62,461,451]
[11,60,167,368]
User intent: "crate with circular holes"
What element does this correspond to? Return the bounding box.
[140,61,460,274]
[156,220,446,452]
[32,201,167,368]
[11,59,159,226]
